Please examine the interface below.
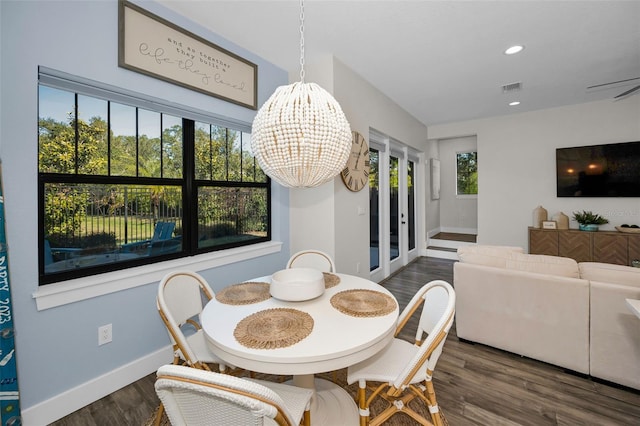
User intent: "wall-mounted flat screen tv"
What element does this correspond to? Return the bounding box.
[557,141,640,197]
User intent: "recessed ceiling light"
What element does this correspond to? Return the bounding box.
[509,101,521,106]
[504,45,524,55]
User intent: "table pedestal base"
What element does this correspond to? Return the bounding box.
[291,376,358,426]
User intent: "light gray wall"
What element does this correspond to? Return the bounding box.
[327,58,429,276]
[288,57,430,277]
[0,0,289,417]
[428,96,640,249]
[437,136,478,233]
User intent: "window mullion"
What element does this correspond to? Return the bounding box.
[135,107,140,177]
[225,128,230,181]
[74,93,79,175]
[107,101,112,175]
[182,119,196,254]
[209,125,213,180]
[160,114,164,179]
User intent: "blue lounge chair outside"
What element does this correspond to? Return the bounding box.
[121,221,176,253]
[148,237,182,256]
[155,221,176,241]
[44,239,83,265]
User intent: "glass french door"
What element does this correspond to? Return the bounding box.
[369,149,380,271]
[389,155,400,264]
[407,160,416,252]
[370,135,420,280]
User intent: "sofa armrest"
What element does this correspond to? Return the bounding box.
[580,262,640,288]
[589,281,640,390]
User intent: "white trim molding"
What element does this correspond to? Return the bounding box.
[33,241,283,310]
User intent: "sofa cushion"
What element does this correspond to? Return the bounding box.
[457,245,523,268]
[506,253,580,278]
[579,262,640,288]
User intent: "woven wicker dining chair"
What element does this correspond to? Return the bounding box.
[286,249,336,273]
[155,270,235,425]
[157,270,231,372]
[155,364,313,426]
[346,280,456,426]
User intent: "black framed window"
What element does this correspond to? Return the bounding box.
[38,80,270,285]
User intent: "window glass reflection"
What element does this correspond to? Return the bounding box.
[110,103,137,176]
[43,183,183,274]
[369,149,380,271]
[77,95,108,175]
[197,186,268,249]
[38,86,76,174]
[138,109,161,178]
[162,114,182,179]
[389,156,399,261]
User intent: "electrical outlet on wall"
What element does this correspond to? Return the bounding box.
[98,324,112,346]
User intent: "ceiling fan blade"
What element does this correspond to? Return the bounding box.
[587,77,640,90]
[614,84,640,99]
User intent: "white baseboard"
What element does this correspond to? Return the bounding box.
[22,346,173,426]
[425,248,460,260]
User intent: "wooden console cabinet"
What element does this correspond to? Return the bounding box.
[529,227,640,266]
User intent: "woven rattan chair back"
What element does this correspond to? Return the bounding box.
[286,249,336,273]
[393,280,455,391]
[347,279,456,426]
[157,271,215,368]
[155,364,311,426]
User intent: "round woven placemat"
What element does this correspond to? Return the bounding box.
[216,282,271,305]
[323,272,340,288]
[330,289,397,317]
[234,308,314,349]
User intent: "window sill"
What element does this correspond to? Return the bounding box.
[33,241,283,311]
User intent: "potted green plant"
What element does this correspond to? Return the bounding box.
[572,210,609,231]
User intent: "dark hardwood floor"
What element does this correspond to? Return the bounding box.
[50,257,640,425]
[432,232,477,243]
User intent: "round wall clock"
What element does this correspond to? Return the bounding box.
[340,131,370,192]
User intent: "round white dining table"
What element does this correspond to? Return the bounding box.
[201,272,399,426]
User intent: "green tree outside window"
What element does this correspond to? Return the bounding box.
[456,151,478,195]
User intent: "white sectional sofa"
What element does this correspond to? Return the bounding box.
[453,245,640,390]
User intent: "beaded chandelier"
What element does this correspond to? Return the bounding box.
[251,0,351,188]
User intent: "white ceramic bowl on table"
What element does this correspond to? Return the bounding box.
[270,268,325,301]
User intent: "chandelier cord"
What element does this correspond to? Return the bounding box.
[299,0,305,83]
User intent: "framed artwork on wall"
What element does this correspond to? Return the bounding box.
[118,0,258,109]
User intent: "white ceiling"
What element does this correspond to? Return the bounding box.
[154,0,640,127]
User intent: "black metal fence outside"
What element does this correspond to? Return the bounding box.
[44,184,268,250]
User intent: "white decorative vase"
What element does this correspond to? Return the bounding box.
[533,205,548,228]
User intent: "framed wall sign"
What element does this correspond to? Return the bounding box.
[542,221,557,229]
[118,0,258,109]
